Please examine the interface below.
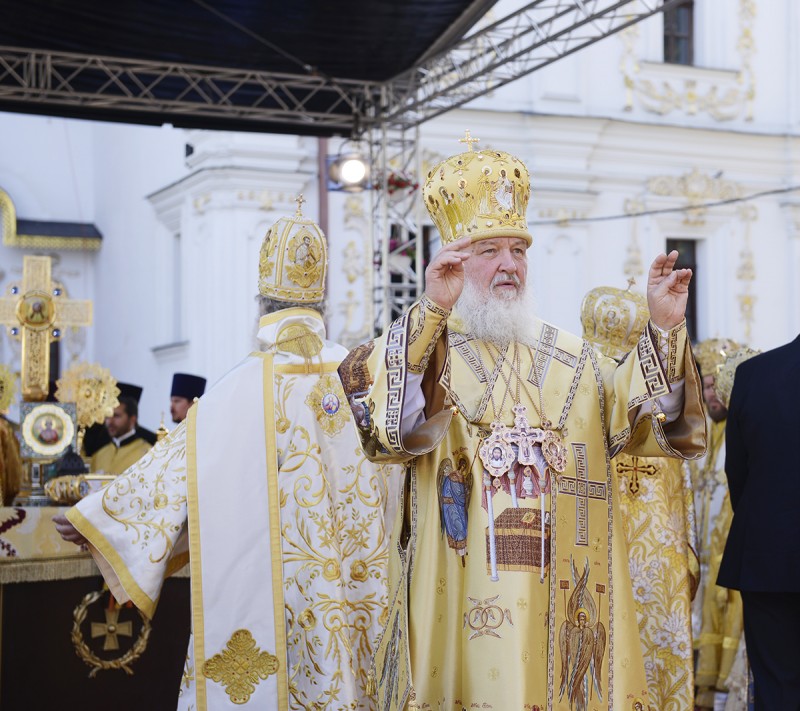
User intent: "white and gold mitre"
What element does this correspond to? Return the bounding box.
[714,345,760,408]
[580,284,649,361]
[694,337,740,376]
[258,195,328,303]
[422,130,532,246]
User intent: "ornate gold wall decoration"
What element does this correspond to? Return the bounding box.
[193,194,211,214]
[736,204,757,341]
[623,198,646,279]
[0,189,101,250]
[620,0,756,122]
[537,207,587,228]
[338,194,374,348]
[646,168,741,226]
[342,241,365,283]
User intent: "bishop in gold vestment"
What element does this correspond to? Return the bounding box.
[582,285,699,711]
[340,138,706,711]
[55,203,395,710]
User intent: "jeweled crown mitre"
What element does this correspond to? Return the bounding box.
[694,337,740,377]
[714,346,760,408]
[422,131,533,246]
[258,195,328,303]
[581,284,649,361]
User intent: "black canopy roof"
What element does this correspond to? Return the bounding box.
[0,0,494,135]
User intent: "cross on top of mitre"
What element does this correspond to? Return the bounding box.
[294,194,306,217]
[0,255,92,401]
[459,129,480,152]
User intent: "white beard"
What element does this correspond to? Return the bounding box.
[455,275,539,346]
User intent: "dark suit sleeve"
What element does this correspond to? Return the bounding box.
[724,368,748,511]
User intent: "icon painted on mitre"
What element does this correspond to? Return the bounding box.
[286,230,323,287]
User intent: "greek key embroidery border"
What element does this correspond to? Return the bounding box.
[384,313,410,454]
[628,328,669,409]
[667,321,686,383]
[588,346,615,707]
[528,323,558,387]
[448,332,489,384]
[408,301,449,375]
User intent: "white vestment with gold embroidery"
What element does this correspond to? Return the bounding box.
[67,308,394,710]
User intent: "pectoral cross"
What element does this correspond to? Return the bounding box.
[0,256,92,401]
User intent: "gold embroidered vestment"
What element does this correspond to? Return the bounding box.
[341,297,706,711]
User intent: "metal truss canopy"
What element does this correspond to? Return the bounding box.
[0,48,376,135]
[383,0,685,128]
[0,0,682,135]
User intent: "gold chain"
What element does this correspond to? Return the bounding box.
[484,337,552,429]
[485,343,515,423]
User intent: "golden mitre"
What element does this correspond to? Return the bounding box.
[694,337,740,377]
[422,130,532,246]
[714,346,760,408]
[580,284,649,361]
[0,364,17,413]
[258,195,327,303]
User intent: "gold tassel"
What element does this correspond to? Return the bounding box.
[366,667,377,696]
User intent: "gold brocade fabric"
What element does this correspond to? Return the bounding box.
[343,298,707,711]
[687,421,745,708]
[695,492,743,705]
[90,437,152,475]
[273,367,390,709]
[0,417,22,505]
[616,453,699,711]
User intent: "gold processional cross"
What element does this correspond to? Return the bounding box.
[0,255,92,401]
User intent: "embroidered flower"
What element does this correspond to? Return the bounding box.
[298,608,317,630]
[350,560,369,582]
[322,559,341,582]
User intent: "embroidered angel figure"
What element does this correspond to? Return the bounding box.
[558,556,607,711]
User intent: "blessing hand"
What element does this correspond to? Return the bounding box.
[423,236,472,310]
[647,250,692,330]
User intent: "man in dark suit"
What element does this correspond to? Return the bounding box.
[718,334,800,710]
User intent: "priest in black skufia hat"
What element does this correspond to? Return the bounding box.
[82,382,157,461]
[169,372,206,424]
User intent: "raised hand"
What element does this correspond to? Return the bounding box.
[423,236,472,310]
[647,250,692,330]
